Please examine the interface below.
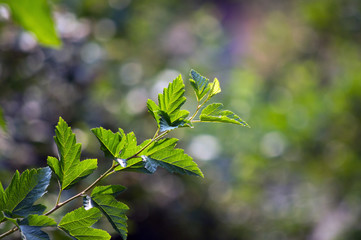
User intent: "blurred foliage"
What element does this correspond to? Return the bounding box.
[1,0,361,239]
[0,0,60,47]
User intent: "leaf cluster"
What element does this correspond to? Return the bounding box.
[0,70,249,240]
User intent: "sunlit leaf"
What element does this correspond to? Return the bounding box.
[158,75,186,115]
[118,132,151,159]
[47,117,97,190]
[1,0,61,47]
[148,75,190,131]
[91,185,126,197]
[141,138,204,177]
[59,207,110,240]
[91,127,126,159]
[113,132,151,172]
[200,103,249,127]
[114,158,150,173]
[209,78,221,97]
[147,99,160,124]
[189,69,210,101]
[0,167,51,218]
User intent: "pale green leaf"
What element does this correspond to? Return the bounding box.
[49,117,97,190]
[200,103,249,127]
[91,127,126,158]
[189,69,210,101]
[1,0,61,47]
[59,207,110,240]
[209,78,221,97]
[1,167,51,218]
[91,190,129,240]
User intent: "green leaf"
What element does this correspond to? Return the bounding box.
[209,78,221,97]
[146,99,160,123]
[148,75,190,131]
[18,214,56,240]
[158,75,186,115]
[118,132,151,159]
[0,182,5,215]
[48,117,97,190]
[91,185,126,197]
[1,0,61,47]
[113,132,151,172]
[141,138,204,177]
[189,69,211,101]
[0,167,51,218]
[200,103,249,127]
[91,189,129,240]
[158,110,190,132]
[59,207,110,240]
[114,158,150,174]
[91,127,126,159]
[0,107,6,131]
[20,214,57,227]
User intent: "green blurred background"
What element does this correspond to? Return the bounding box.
[1,0,361,239]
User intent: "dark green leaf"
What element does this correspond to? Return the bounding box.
[48,117,97,190]
[18,225,49,240]
[91,190,129,240]
[18,214,56,240]
[189,69,210,101]
[1,0,61,47]
[91,127,126,158]
[3,211,18,226]
[200,103,249,127]
[59,207,110,240]
[0,167,51,218]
